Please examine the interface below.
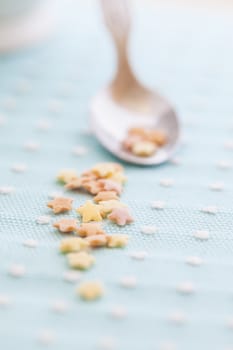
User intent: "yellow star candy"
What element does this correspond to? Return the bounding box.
[99,200,127,217]
[57,169,78,184]
[77,200,103,222]
[107,171,127,184]
[91,163,123,178]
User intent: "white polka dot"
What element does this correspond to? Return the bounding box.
[129,251,148,260]
[48,191,64,199]
[72,146,89,156]
[0,114,7,126]
[23,239,38,248]
[176,281,195,295]
[224,140,233,150]
[159,341,176,350]
[38,329,56,345]
[185,256,203,266]
[51,300,69,314]
[98,336,116,350]
[0,294,11,306]
[217,160,232,170]
[63,271,82,283]
[24,141,40,152]
[159,178,174,187]
[11,163,27,173]
[48,99,63,113]
[201,205,218,214]
[209,182,224,191]
[151,200,166,209]
[109,305,127,319]
[36,119,51,131]
[0,186,15,194]
[36,215,51,225]
[119,276,137,289]
[140,225,158,235]
[193,230,209,240]
[8,264,26,278]
[168,310,186,324]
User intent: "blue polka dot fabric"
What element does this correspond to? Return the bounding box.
[0,2,233,350]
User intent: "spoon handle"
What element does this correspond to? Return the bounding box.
[100,0,137,91]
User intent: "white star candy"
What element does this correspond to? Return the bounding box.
[109,305,127,319]
[11,163,27,173]
[168,310,186,324]
[217,160,232,170]
[48,191,64,199]
[0,186,15,194]
[193,230,209,240]
[159,341,176,350]
[48,99,63,113]
[63,271,82,283]
[23,239,38,248]
[185,256,203,266]
[8,264,26,277]
[36,215,51,225]
[201,205,218,214]
[38,329,56,345]
[98,336,116,350]
[151,200,166,209]
[36,119,51,131]
[0,294,11,306]
[176,281,195,295]
[140,225,158,235]
[209,182,224,191]
[24,141,40,152]
[160,178,174,187]
[119,276,137,289]
[129,251,148,260]
[72,146,89,156]
[51,300,69,314]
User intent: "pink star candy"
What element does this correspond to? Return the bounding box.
[99,179,122,195]
[108,207,133,226]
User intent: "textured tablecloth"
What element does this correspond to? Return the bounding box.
[1,1,233,349]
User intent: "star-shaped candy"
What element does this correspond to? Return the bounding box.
[65,178,83,190]
[77,200,103,222]
[47,197,73,214]
[107,171,127,184]
[56,169,78,184]
[99,200,127,217]
[82,180,103,195]
[108,207,134,226]
[76,222,105,237]
[98,179,122,195]
[53,218,79,233]
[91,162,123,178]
[94,191,119,203]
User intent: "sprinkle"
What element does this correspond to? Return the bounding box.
[224,140,233,150]
[77,281,104,301]
[98,336,116,350]
[140,225,158,235]
[53,218,79,233]
[63,270,82,283]
[107,234,129,248]
[47,197,73,214]
[48,191,64,199]
[24,141,40,152]
[51,300,69,314]
[119,276,137,288]
[48,99,63,113]
[60,236,89,254]
[201,205,218,214]
[193,230,209,240]
[23,239,38,248]
[76,222,105,237]
[109,305,127,319]
[8,264,26,277]
[217,160,232,169]
[209,182,224,191]
[68,251,95,270]
[159,178,174,187]
[37,329,56,345]
[72,146,89,156]
[36,119,51,131]
[129,251,148,260]
[36,215,51,225]
[185,256,203,266]
[176,281,195,294]
[11,163,27,173]
[0,186,15,194]
[151,200,166,209]
[159,341,176,350]
[168,310,186,324]
[0,294,11,306]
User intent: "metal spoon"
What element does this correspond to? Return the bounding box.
[90,0,180,165]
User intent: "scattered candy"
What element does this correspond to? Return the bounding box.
[98,179,122,195]
[23,239,38,248]
[37,329,56,345]
[53,218,79,233]
[0,294,11,306]
[23,141,40,152]
[159,178,174,187]
[209,182,224,191]
[185,256,203,266]
[8,264,26,278]
[0,114,6,126]
[77,281,104,301]
[51,300,69,314]
[94,191,119,203]
[11,163,27,173]
[47,197,73,214]
[193,230,209,240]
[57,169,77,184]
[99,200,127,217]
[201,205,218,214]
[97,336,115,350]
[63,270,82,283]
[107,234,129,248]
[77,200,103,222]
[48,191,64,199]
[76,222,105,237]
[108,207,133,226]
[68,251,95,270]
[36,215,51,225]
[132,140,157,157]
[85,234,108,248]
[109,305,127,319]
[168,310,186,325]
[65,177,83,190]
[60,237,89,254]
[217,160,232,169]
[119,276,137,288]
[72,145,88,156]
[129,250,148,260]
[176,281,195,295]
[0,186,15,194]
[159,341,176,350]
[140,225,158,235]
[151,200,166,209]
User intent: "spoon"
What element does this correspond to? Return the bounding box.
[90,0,180,165]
